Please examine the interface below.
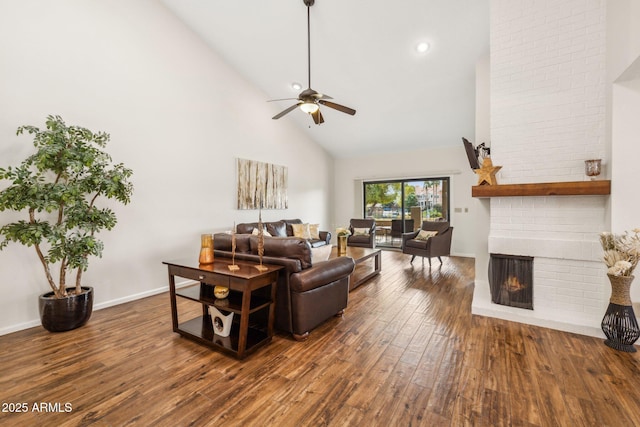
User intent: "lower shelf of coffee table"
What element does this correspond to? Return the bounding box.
[177,315,270,356]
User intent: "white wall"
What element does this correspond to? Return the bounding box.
[609,0,640,301]
[333,146,477,257]
[474,55,491,304]
[0,0,333,334]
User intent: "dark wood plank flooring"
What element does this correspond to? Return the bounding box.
[1,251,639,426]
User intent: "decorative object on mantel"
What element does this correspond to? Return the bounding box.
[228,223,240,271]
[255,203,268,272]
[198,233,214,265]
[599,229,640,352]
[474,157,502,186]
[462,137,490,170]
[336,227,351,256]
[584,159,602,180]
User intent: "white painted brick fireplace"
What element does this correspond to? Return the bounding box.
[472,0,610,336]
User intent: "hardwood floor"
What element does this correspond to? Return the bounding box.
[1,250,639,426]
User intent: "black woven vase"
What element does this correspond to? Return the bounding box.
[601,275,639,352]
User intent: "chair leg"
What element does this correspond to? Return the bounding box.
[438,256,443,264]
[428,257,432,267]
[410,255,416,263]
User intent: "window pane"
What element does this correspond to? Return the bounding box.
[363,177,450,248]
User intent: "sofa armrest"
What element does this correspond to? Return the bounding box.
[401,230,419,248]
[319,231,331,244]
[289,257,355,293]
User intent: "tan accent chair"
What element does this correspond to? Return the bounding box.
[401,221,453,266]
[347,218,376,248]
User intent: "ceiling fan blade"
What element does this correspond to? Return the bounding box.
[267,97,299,102]
[311,109,324,125]
[318,100,356,115]
[272,103,301,120]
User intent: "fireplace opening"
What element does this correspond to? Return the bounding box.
[489,254,533,310]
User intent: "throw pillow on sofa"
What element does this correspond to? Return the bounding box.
[292,223,321,240]
[308,224,320,239]
[291,223,312,239]
[251,228,272,237]
[415,230,438,241]
[353,227,370,236]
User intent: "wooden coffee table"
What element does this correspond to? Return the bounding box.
[330,246,382,291]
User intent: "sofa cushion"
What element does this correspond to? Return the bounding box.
[406,238,430,250]
[421,221,450,234]
[236,222,257,234]
[282,219,303,236]
[250,236,312,269]
[266,221,287,237]
[349,235,371,244]
[213,233,252,253]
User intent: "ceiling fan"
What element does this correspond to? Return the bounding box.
[270,0,356,125]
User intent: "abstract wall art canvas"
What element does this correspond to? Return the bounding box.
[236,158,288,210]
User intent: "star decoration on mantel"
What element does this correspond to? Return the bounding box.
[474,158,502,186]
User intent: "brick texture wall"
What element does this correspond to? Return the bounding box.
[486,0,608,331]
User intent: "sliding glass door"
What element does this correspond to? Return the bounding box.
[363,177,449,248]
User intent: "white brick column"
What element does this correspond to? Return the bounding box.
[473,0,609,336]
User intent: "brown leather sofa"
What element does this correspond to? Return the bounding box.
[236,219,330,248]
[214,233,354,340]
[401,221,453,266]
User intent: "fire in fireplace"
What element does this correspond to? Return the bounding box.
[489,254,533,310]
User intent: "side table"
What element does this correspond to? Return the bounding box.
[163,258,282,359]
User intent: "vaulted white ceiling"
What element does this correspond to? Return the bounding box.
[161,0,489,158]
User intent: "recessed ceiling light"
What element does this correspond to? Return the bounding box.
[291,82,302,91]
[416,42,430,53]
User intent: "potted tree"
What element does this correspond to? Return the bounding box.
[0,115,133,332]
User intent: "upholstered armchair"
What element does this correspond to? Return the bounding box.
[401,221,453,266]
[347,218,376,248]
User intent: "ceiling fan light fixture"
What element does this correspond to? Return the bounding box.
[299,101,319,114]
[269,0,356,123]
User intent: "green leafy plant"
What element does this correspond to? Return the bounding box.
[0,115,133,298]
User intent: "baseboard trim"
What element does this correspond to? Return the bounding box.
[0,284,186,337]
[93,286,169,311]
[471,299,604,339]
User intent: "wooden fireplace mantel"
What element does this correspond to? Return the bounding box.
[471,180,611,198]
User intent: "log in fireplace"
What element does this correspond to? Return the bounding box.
[489,254,533,310]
